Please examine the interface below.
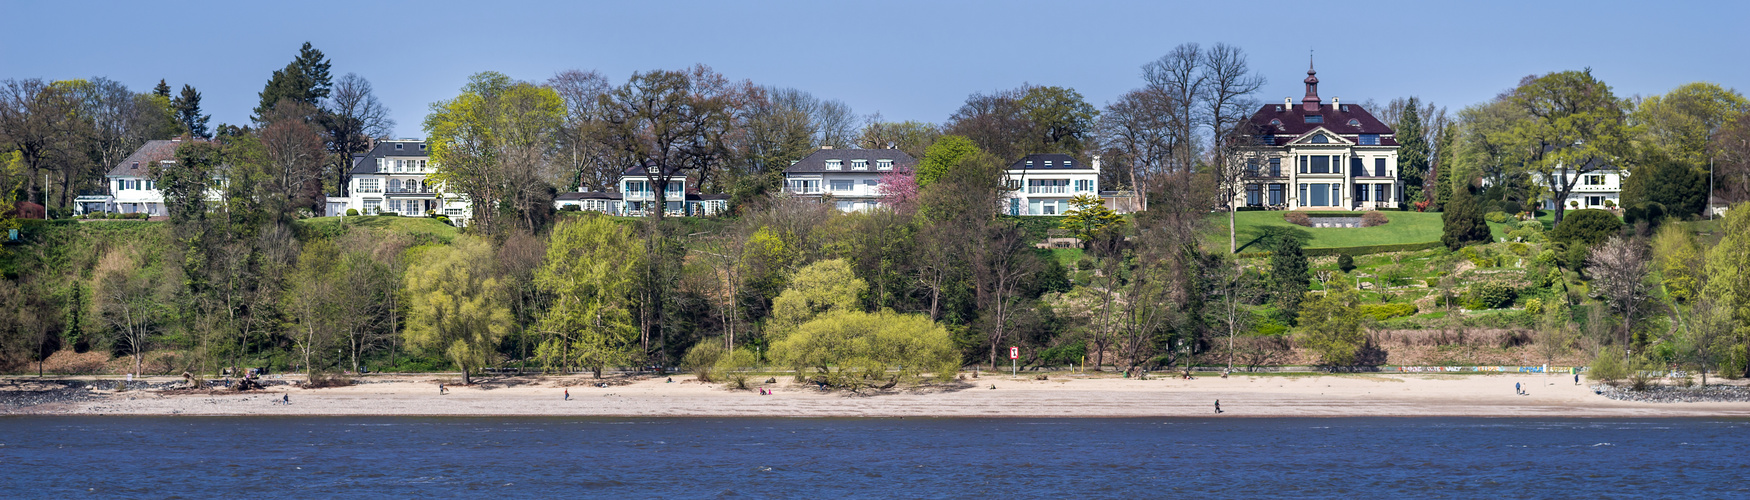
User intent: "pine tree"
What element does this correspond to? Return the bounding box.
[1441,176,1491,250]
[172,84,212,138]
[1262,227,1310,325]
[253,41,333,122]
[153,79,172,98]
[1396,97,1431,206]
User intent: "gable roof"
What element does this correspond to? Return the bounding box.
[349,140,430,174]
[1006,153,1091,171]
[622,162,688,178]
[1250,103,1395,137]
[108,139,201,177]
[785,148,917,174]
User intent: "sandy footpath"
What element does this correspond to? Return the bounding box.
[13,372,1750,418]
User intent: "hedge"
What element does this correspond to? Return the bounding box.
[1358,303,1418,321]
[1236,241,1443,259]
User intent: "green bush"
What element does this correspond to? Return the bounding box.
[560,204,582,212]
[1507,242,1529,256]
[1524,297,1543,314]
[1337,254,1355,273]
[345,208,359,216]
[1468,281,1517,309]
[1357,303,1417,320]
[1425,278,1440,288]
[380,212,401,217]
[1549,209,1621,248]
[1485,211,1513,224]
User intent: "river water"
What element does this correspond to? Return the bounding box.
[2,416,1744,498]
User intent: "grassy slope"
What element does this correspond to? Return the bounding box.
[1207,210,1446,253]
[295,216,460,245]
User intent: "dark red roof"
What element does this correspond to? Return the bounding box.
[1248,103,1395,137]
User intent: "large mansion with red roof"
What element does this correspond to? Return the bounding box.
[1236,62,1401,211]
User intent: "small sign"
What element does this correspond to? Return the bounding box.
[1009,347,1019,360]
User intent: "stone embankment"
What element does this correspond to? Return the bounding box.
[1593,384,1750,403]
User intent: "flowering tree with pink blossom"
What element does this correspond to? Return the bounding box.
[878,167,918,211]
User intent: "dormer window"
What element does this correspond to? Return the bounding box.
[826,159,842,170]
[1025,161,1034,168]
[1269,118,1284,130]
[395,143,403,150]
[1310,134,1329,144]
[1305,115,1324,124]
[1347,119,1361,127]
[876,159,893,170]
[1359,134,1379,145]
[419,144,427,151]
[1341,105,1351,112]
[851,159,868,170]
[1275,105,1283,112]
[1064,160,1074,167]
[1043,161,1053,168]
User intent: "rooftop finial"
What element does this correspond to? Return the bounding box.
[1302,51,1322,111]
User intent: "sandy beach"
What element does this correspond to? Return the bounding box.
[9,372,1748,418]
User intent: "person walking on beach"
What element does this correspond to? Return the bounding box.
[1515,382,1523,395]
[564,388,570,401]
[1215,400,1223,414]
[282,394,289,405]
[1575,373,1580,386]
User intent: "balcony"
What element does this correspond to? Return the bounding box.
[385,186,435,195]
[1027,185,1068,194]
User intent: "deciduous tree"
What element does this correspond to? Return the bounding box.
[535,216,643,378]
[403,237,513,385]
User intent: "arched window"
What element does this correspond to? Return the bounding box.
[1269,118,1284,130]
[387,179,401,191]
[1310,134,1329,144]
[1347,119,1361,127]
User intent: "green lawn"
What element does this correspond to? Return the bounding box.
[296,216,460,244]
[1207,210,1446,253]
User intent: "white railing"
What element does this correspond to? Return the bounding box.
[1028,185,1067,194]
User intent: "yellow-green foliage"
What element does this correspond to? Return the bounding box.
[1588,347,1628,383]
[533,215,643,376]
[1651,223,1700,304]
[768,259,865,336]
[772,310,957,390]
[1296,274,1365,366]
[1059,194,1124,241]
[1356,303,1417,321]
[1703,205,1750,346]
[402,237,512,383]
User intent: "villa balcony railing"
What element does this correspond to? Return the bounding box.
[1027,186,1068,194]
[385,186,435,194]
[787,188,822,195]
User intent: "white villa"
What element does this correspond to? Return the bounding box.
[613,164,727,217]
[80,137,220,216]
[783,147,916,212]
[1002,153,1102,216]
[1234,62,1401,210]
[339,139,472,224]
[1537,166,1627,211]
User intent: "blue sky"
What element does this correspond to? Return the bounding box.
[4,0,1745,138]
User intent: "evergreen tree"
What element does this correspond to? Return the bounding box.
[1262,227,1309,325]
[153,79,172,98]
[1622,149,1707,221]
[1441,175,1492,250]
[1433,123,1456,211]
[1396,97,1431,206]
[253,41,333,122]
[171,84,211,138]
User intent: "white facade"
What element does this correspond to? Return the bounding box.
[1234,64,1402,211]
[1002,154,1101,216]
[341,140,472,224]
[783,148,916,212]
[86,138,222,216]
[616,170,727,217]
[1537,169,1627,210]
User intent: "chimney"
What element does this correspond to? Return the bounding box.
[1285,97,1292,110]
[1332,97,1339,107]
[1092,155,1102,173]
[820,145,833,150]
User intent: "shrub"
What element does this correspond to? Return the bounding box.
[1507,242,1529,256]
[1550,209,1621,248]
[1468,281,1517,309]
[1357,303,1417,320]
[1507,227,1546,243]
[560,204,581,212]
[1425,278,1440,288]
[1337,254,1355,272]
[433,215,453,226]
[1485,211,1513,223]
[682,343,726,382]
[1284,211,1312,227]
[1603,199,1616,209]
[1524,297,1543,314]
[1360,211,1388,227]
[1623,201,1666,226]
[345,208,359,216]
[1534,249,1557,265]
